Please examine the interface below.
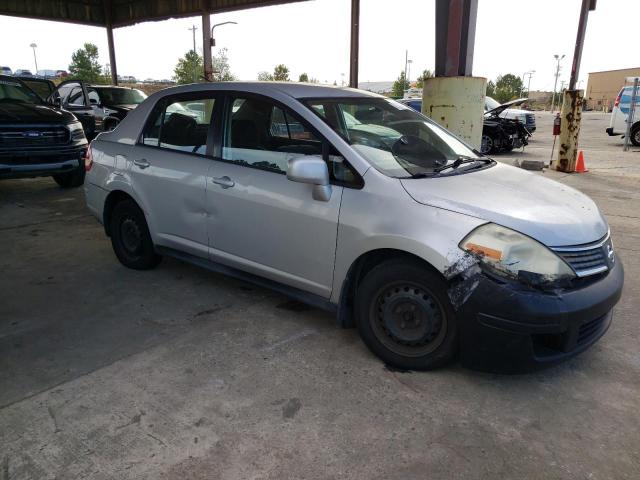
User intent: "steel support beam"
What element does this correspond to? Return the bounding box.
[202,13,213,82]
[349,0,360,88]
[435,0,478,77]
[104,0,117,85]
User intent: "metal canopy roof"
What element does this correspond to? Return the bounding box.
[0,0,307,28]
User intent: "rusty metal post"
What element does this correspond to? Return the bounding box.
[551,0,596,172]
[349,0,360,88]
[435,0,478,77]
[202,13,213,82]
[104,0,117,85]
[551,90,584,172]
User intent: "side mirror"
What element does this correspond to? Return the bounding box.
[89,98,101,107]
[287,155,332,202]
[49,96,62,107]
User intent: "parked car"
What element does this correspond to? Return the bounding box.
[606,82,640,146]
[0,66,12,75]
[50,80,148,138]
[0,75,88,187]
[85,83,623,373]
[397,97,531,155]
[481,98,532,154]
[36,69,58,79]
[56,70,69,78]
[485,96,536,133]
[14,69,33,77]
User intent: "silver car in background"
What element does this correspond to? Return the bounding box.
[84,83,623,373]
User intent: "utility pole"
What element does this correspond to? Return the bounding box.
[550,54,564,113]
[403,50,408,96]
[522,70,535,97]
[188,24,198,83]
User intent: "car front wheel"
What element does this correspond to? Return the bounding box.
[480,134,494,155]
[631,124,640,147]
[109,199,162,270]
[355,260,458,370]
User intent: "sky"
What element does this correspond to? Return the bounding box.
[0,0,637,91]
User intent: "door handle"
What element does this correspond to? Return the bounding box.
[133,158,150,169]
[211,176,235,189]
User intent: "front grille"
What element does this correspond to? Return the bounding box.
[577,314,608,346]
[0,126,70,147]
[552,234,612,277]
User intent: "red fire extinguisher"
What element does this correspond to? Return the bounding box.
[553,113,561,136]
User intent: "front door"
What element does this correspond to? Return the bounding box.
[53,81,96,138]
[130,93,218,258]
[206,95,344,298]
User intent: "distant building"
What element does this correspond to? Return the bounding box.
[586,67,640,111]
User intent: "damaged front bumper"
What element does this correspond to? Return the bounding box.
[455,260,624,373]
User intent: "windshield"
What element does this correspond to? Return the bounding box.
[305,97,482,178]
[0,78,43,104]
[96,88,147,105]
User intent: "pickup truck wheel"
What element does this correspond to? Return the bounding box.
[52,165,85,188]
[109,200,161,270]
[355,260,458,370]
[631,124,640,147]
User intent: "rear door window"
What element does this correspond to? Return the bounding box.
[140,94,216,155]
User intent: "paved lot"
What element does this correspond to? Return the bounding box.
[1,113,639,479]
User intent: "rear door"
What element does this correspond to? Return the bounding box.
[130,91,219,258]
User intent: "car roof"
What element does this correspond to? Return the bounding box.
[146,82,383,100]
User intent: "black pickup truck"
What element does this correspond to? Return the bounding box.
[0,75,88,188]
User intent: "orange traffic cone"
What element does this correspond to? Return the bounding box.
[575,150,588,173]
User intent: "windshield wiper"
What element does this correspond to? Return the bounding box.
[433,156,491,173]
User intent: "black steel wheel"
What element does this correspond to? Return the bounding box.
[631,124,640,147]
[110,199,161,270]
[480,134,494,155]
[355,260,458,370]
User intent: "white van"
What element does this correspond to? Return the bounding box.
[606,80,640,146]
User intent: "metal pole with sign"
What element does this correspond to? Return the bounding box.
[623,77,639,152]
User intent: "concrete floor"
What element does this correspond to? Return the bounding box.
[1,113,639,479]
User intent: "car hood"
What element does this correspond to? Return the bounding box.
[500,108,530,116]
[0,101,76,124]
[104,104,138,113]
[400,162,608,246]
[485,98,528,116]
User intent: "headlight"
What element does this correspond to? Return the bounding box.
[459,223,575,281]
[68,121,86,141]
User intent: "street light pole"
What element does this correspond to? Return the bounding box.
[550,54,565,112]
[407,59,413,85]
[206,21,237,81]
[29,43,38,73]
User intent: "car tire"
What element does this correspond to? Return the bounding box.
[109,199,162,270]
[480,134,494,155]
[355,260,458,370]
[52,165,85,188]
[631,124,640,147]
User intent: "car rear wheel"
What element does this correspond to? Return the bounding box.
[355,260,458,370]
[52,164,85,188]
[631,124,640,147]
[480,134,494,155]
[109,199,162,270]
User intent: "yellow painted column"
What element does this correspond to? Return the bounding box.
[422,76,487,150]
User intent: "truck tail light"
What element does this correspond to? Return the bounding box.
[614,90,623,107]
[84,144,93,172]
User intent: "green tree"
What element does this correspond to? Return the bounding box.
[415,69,434,88]
[493,74,523,103]
[173,50,203,84]
[298,72,309,82]
[273,64,290,81]
[212,48,235,82]
[392,71,409,98]
[257,71,274,81]
[486,80,496,98]
[68,43,102,83]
